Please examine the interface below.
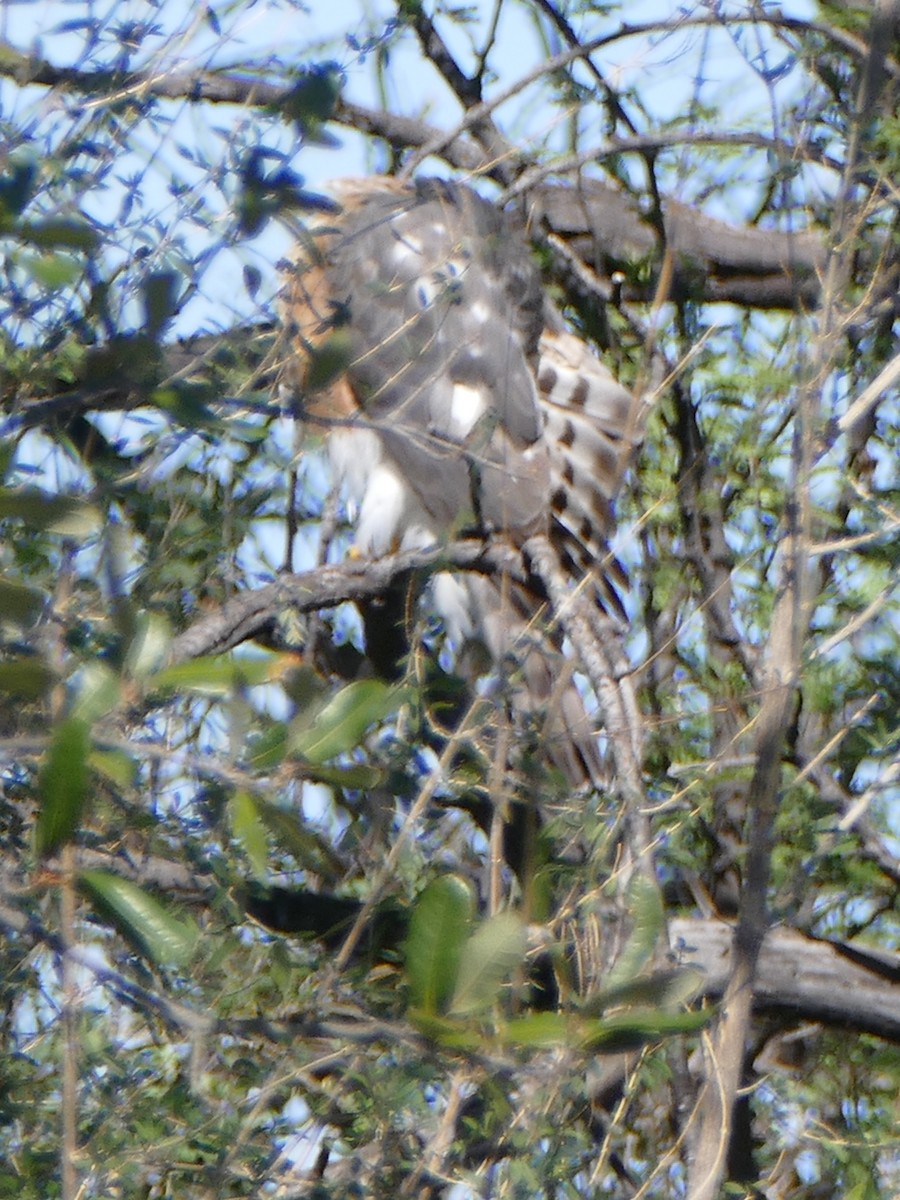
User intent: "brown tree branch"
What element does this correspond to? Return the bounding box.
[167,541,521,664]
[0,37,860,314]
[3,879,898,1043]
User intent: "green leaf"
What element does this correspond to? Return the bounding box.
[304,331,354,392]
[229,790,269,881]
[78,870,199,969]
[405,876,475,1016]
[70,661,121,724]
[17,218,99,252]
[280,64,342,145]
[0,488,101,536]
[582,967,707,1018]
[449,911,526,1017]
[254,798,344,881]
[0,576,46,623]
[578,1007,712,1053]
[89,748,137,789]
[0,155,38,218]
[503,1011,574,1049]
[142,270,179,340]
[291,679,402,764]
[123,611,172,679]
[0,655,54,699]
[148,652,277,697]
[20,251,82,289]
[604,874,664,990]
[35,717,90,856]
[247,722,289,771]
[407,1009,481,1050]
[301,762,385,789]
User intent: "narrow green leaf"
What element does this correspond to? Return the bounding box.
[78,870,199,969]
[0,577,46,623]
[579,1007,712,1053]
[254,798,344,882]
[301,762,385,789]
[449,911,526,1017]
[124,611,172,679]
[89,748,137,789]
[0,156,38,217]
[582,967,707,1017]
[142,270,179,340]
[36,717,90,857]
[18,218,99,252]
[247,722,289,771]
[229,790,269,881]
[0,656,54,698]
[604,874,664,989]
[503,1011,574,1049]
[407,1009,481,1051]
[149,652,276,697]
[0,488,101,536]
[291,679,402,764]
[70,661,120,724]
[304,331,354,392]
[405,876,475,1016]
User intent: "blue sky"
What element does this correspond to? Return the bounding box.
[4,0,821,339]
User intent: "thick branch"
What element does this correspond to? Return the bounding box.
[671,917,900,1043]
[3,873,898,1043]
[0,42,841,310]
[167,541,522,664]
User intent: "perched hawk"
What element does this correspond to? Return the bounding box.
[279,176,646,788]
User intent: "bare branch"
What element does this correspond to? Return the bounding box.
[167,541,521,664]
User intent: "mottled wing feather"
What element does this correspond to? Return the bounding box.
[283,178,550,547]
[278,176,648,788]
[536,324,648,613]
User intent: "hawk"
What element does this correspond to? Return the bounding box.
[279,176,646,788]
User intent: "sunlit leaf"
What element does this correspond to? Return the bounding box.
[582,967,707,1017]
[89,748,137,789]
[407,1010,481,1050]
[35,717,90,857]
[78,870,199,969]
[604,874,664,990]
[149,652,278,697]
[578,1007,712,1053]
[502,1011,573,1049]
[291,679,402,764]
[405,876,475,1016]
[21,251,82,289]
[70,661,120,724]
[0,488,101,536]
[124,611,172,679]
[449,911,526,1017]
[229,790,269,881]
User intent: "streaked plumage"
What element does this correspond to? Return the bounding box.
[279,176,647,787]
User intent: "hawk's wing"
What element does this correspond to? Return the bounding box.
[279,176,646,788]
[281,177,549,554]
